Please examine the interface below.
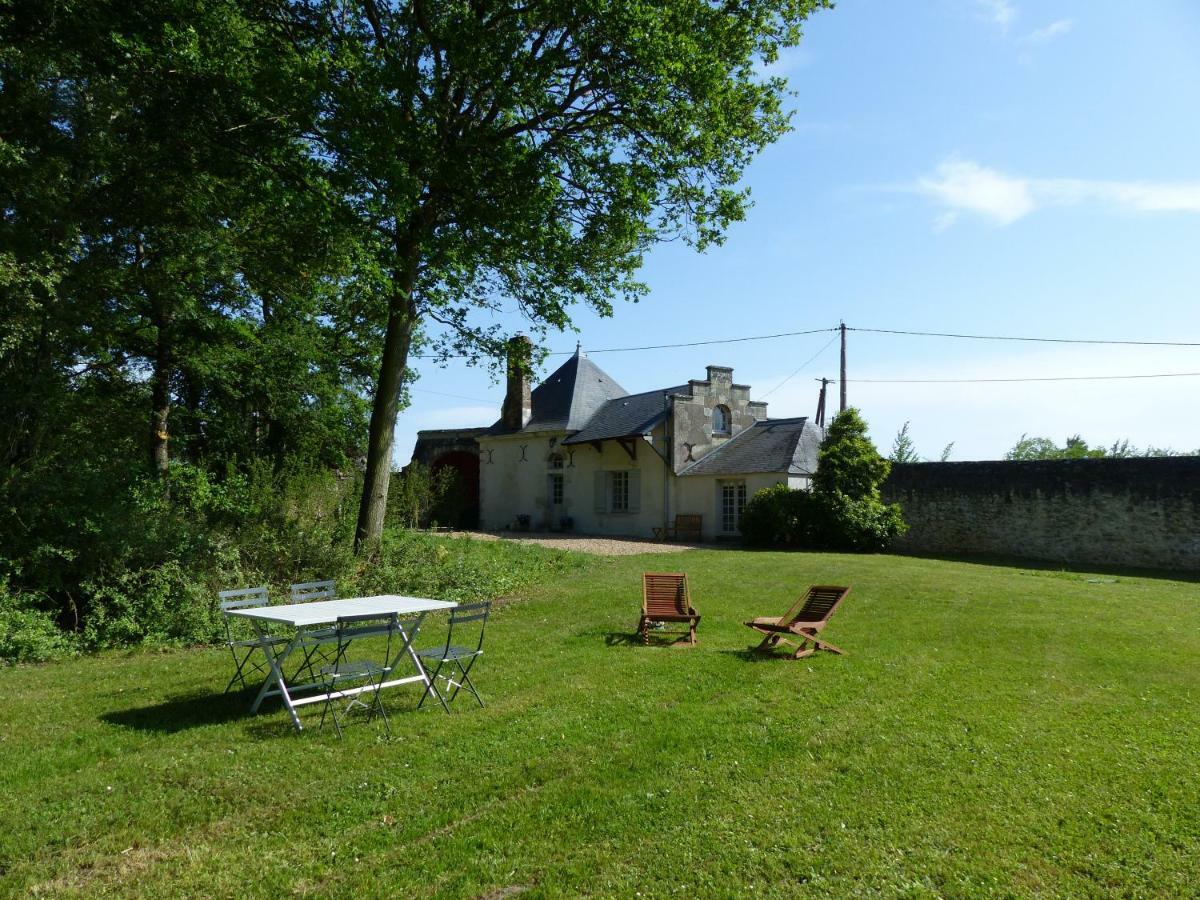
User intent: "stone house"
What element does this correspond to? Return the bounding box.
[409,338,822,541]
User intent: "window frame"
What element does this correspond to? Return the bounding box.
[713,404,731,436]
[719,480,747,534]
[610,470,630,512]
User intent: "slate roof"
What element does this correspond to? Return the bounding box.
[679,418,822,477]
[562,385,688,445]
[489,349,627,435]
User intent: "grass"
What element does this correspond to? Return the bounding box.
[2,544,1199,897]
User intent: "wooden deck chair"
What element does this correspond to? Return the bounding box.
[745,585,851,659]
[639,573,700,646]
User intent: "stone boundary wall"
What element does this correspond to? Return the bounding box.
[881,457,1200,571]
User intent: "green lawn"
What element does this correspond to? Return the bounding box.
[2,545,1198,897]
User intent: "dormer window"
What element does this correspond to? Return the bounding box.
[713,404,731,436]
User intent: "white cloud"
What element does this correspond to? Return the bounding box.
[917,159,1035,225]
[913,158,1200,227]
[1023,18,1074,44]
[977,0,1017,33]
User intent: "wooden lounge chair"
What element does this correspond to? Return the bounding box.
[639,573,700,646]
[745,585,851,659]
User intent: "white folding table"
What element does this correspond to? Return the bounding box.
[227,594,456,731]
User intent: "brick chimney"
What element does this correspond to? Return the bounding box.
[501,334,533,430]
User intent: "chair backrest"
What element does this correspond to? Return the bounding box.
[218,586,269,612]
[643,573,691,617]
[442,601,491,655]
[783,585,851,626]
[291,580,336,604]
[674,514,702,537]
[331,612,398,671]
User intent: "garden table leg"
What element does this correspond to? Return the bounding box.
[249,623,304,731]
[395,613,450,714]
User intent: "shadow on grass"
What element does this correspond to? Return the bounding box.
[102,688,264,733]
[886,551,1200,583]
[601,631,642,647]
[714,647,790,663]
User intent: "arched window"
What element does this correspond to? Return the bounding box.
[712,404,731,436]
[547,452,564,470]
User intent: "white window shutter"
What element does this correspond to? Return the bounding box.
[628,470,641,513]
[594,472,607,513]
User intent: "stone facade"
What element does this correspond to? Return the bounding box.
[669,365,769,470]
[882,457,1200,571]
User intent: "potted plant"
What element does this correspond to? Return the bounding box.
[515,514,531,532]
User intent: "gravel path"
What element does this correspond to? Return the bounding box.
[465,531,703,556]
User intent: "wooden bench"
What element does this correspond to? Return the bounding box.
[653,514,703,543]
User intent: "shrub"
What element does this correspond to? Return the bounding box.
[740,484,812,547]
[0,583,78,664]
[812,491,907,552]
[741,408,907,552]
[388,462,468,529]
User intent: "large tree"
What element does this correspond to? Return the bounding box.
[279,0,831,550]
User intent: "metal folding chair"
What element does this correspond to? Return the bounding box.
[219,587,287,693]
[318,612,398,738]
[289,580,339,684]
[416,601,491,709]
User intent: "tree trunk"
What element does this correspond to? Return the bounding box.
[149,305,172,475]
[142,239,172,475]
[354,258,419,553]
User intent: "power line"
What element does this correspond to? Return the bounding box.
[759,334,840,398]
[848,327,1200,347]
[846,372,1200,384]
[547,326,838,355]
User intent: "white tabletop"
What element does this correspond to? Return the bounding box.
[226,594,456,627]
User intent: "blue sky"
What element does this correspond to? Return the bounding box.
[399,0,1200,463]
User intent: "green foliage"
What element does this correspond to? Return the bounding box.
[740,486,907,552]
[814,490,909,553]
[743,408,906,551]
[889,421,921,464]
[738,483,805,547]
[814,408,891,499]
[0,583,78,664]
[1006,434,1197,459]
[889,421,955,462]
[387,463,469,530]
[0,454,574,661]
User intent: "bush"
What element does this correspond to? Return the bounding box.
[388,462,470,529]
[740,407,907,552]
[813,491,907,552]
[739,484,812,547]
[740,487,906,552]
[0,583,78,664]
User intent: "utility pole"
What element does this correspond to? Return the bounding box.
[815,377,829,427]
[839,321,847,412]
